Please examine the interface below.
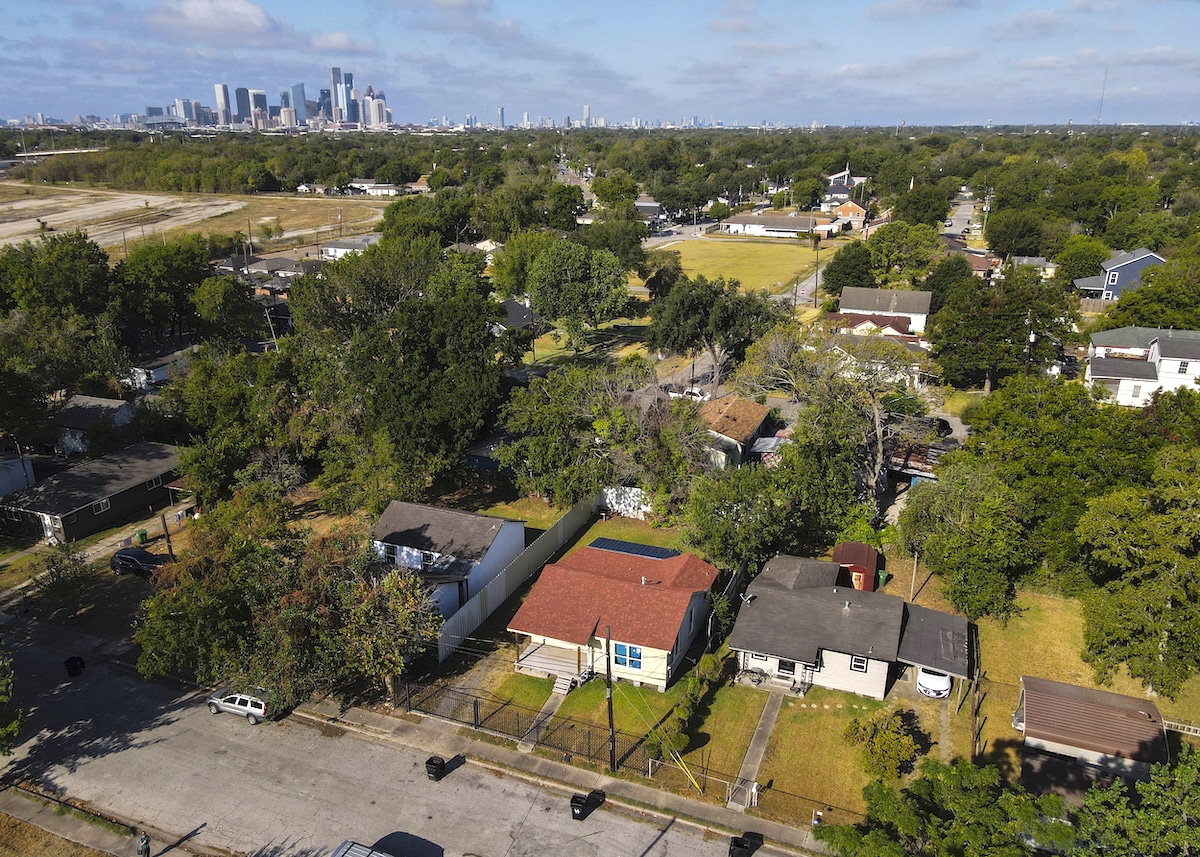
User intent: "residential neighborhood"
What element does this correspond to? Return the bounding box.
[0,121,1198,857]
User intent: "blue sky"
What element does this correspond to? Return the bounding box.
[3,0,1199,126]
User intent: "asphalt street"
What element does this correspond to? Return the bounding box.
[1,615,741,857]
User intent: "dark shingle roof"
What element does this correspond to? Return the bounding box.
[1103,248,1164,271]
[1090,326,1200,349]
[1155,338,1200,360]
[840,287,932,316]
[729,554,972,677]
[53,395,131,430]
[1087,358,1159,381]
[370,501,515,567]
[2,442,178,516]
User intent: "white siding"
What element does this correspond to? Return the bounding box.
[736,648,889,700]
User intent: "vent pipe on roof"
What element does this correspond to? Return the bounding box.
[641,576,646,585]
[843,601,851,611]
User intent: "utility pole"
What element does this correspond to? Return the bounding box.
[606,625,616,773]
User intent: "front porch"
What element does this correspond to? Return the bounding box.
[514,642,594,692]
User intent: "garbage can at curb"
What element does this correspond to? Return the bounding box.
[64,656,85,678]
[425,755,446,781]
[729,836,752,857]
[570,794,588,820]
[135,529,148,545]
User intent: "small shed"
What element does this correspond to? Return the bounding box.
[1013,675,1169,803]
[832,541,879,592]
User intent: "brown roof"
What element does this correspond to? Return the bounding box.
[508,547,717,651]
[832,541,879,572]
[1020,676,1169,765]
[699,397,770,445]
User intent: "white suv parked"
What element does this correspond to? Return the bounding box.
[206,689,268,724]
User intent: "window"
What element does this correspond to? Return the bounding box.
[749,652,767,662]
[613,643,642,670]
[91,498,111,515]
[4,509,19,521]
[778,660,796,677]
[380,543,397,565]
[1132,385,1143,400]
[850,655,869,673]
[1107,271,1119,285]
[145,476,162,490]
[420,550,439,570]
[1181,361,1190,375]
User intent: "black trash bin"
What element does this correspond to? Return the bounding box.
[570,793,588,820]
[729,836,751,857]
[425,755,446,781]
[64,656,85,678]
[587,789,606,809]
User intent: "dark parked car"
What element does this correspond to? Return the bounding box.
[109,547,167,576]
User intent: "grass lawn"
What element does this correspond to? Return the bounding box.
[489,672,554,711]
[680,682,766,778]
[752,687,885,825]
[566,518,685,556]
[554,677,682,735]
[672,238,819,295]
[939,388,987,418]
[6,563,153,645]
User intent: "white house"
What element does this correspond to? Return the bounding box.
[370,502,525,619]
[1085,327,1200,406]
[838,287,933,335]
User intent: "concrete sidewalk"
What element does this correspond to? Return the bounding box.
[295,698,826,856]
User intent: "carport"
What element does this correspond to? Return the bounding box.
[896,603,975,705]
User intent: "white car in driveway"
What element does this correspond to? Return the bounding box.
[916,667,952,698]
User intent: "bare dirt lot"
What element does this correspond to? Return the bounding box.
[0,182,244,250]
[0,182,388,258]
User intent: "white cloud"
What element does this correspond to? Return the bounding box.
[867,0,979,20]
[309,32,375,54]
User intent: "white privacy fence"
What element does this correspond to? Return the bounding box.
[437,496,597,661]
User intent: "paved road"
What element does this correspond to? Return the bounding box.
[1,616,737,857]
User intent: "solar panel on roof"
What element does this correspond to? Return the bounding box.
[589,537,680,560]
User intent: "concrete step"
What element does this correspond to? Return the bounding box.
[552,675,573,695]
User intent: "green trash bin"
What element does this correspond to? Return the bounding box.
[135,529,148,545]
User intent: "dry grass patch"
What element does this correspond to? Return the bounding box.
[0,814,112,857]
[566,518,684,556]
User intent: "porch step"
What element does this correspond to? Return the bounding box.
[552,675,573,695]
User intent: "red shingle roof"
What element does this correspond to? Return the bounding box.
[508,548,717,651]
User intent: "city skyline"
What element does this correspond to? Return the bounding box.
[3,0,1200,127]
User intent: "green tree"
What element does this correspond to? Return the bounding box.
[489,230,559,299]
[647,275,786,397]
[892,185,950,227]
[708,200,731,223]
[1097,244,1200,331]
[896,458,1032,620]
[1077,445,1200,697]
[0,644,21,755]
[927,265,1074,391]
[527,241,629,351]
[734,323,932,501]
[191,275,263,343]
[864,222,942,285]
[822,241,876,297]
[843,708,920,780]
[920,254,974,315]
[543,183,586,231]
[1072,744,1200,857]
[816,759,1071,857]
[984,209,1045,258]
[1053,234,1111,289]
[590,171,639,207]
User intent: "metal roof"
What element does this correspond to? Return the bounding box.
[1019,676,1168,766]
[840,287,932,316]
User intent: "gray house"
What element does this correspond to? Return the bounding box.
[53,395,135,456]
[1073,248,1165,300]
[728,555,973,700]
[0,442,178,543]
[838,287,933,334]
[370,501,525,620]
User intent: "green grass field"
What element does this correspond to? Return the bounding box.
[668,237,840,295]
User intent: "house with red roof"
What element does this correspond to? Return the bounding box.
[507,539,718,692]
